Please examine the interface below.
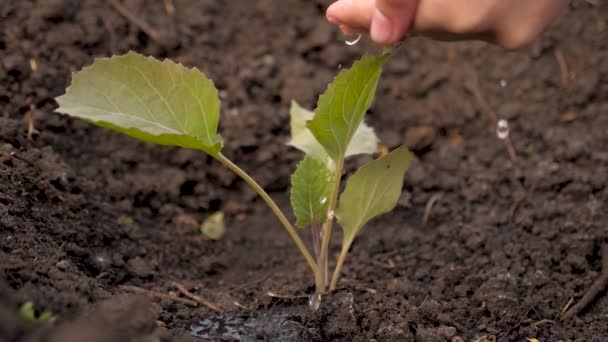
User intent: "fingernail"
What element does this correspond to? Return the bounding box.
[370,9,393,44]
[339,24,355,36]
[326,14,340,25]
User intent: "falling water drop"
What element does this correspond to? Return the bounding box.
[496,119,509,140]
[309,293,322,311]
[320,196,327,205]
[345,34,362,46]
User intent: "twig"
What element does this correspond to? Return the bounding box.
[559,297,574,318]
[233,301,255,311]
[530,319,554,329]
[509,180,533,222]
[266,291,308,300]
[468,69,497,125]
[423,193,442,225]
[11,152,43,177]
[554,48,570,87]
[266,292,307,299]
[118,285,198,307]
[108,0,161,41]
[561,241,608,321]
[509,192,526,222]
[26,104,36,140]
[230,273,272,293]
[504,136,517,161]
[171,281,224,314]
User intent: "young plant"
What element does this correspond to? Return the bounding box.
[55,50,412,297]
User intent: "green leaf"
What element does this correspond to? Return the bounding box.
[201,212,225,240]
[290,156,333,228]
[19,302,36,322]
[306,53,389,162]
[19,302,54,324]
[336,146,413,244]
[56,52,222,155]
[289,101,379,163]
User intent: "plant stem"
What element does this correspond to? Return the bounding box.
[329,236,354,291]
[214,153,319,279]
[318,159,344,293]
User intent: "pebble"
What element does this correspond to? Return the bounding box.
[125,257,153,278]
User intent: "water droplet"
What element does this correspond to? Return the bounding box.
[496,119,509,140]
[338,64,342,70]
[320,196,327,205]
[308,293,321,311]
[327,210,335,220]
[345,34,362,46]
[500,79,508,87]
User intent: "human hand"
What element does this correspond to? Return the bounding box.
[326,0,569,49]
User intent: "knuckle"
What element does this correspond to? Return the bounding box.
[447,6,490,35]
[378,0,413,13]
[495,16,544,49]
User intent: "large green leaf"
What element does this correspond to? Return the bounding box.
[336,146,413,244]
[290,156,333,228]
[289,101,379,164]
[55,52,222,155]
[306,53,389,162]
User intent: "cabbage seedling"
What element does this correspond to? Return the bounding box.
[55,50,412,297]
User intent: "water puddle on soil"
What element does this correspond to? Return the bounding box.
[191,313,303,341]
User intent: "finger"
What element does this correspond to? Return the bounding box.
[372,0,419,45]
[326,0,375,32]
[413,0,494,36]
[339,24,368,37]
[411,0,568,49]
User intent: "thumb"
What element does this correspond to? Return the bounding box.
[372,0,418,45]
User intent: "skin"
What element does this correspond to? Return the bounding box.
[326,0,570,49]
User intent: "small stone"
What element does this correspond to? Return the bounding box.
[56,259,76,272]
[0,143,14,152]
[174,214,199,235]
[125,257,153,278]
[437,326,457,338]
[404,126,436,151]
[222,201,246,215]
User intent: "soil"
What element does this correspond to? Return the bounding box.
[1,0,608,341]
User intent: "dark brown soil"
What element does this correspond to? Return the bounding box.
[1,1,608,341]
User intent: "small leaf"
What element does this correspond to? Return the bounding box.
[56,52,222,155]
[19,302,36,322]
[290,156,333,228]
[201,212,225,240]
[289,101,379,163]
[117,215,134,225]
[336,146,413,244]
[306,53,389,161]
[19,302,54,324]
